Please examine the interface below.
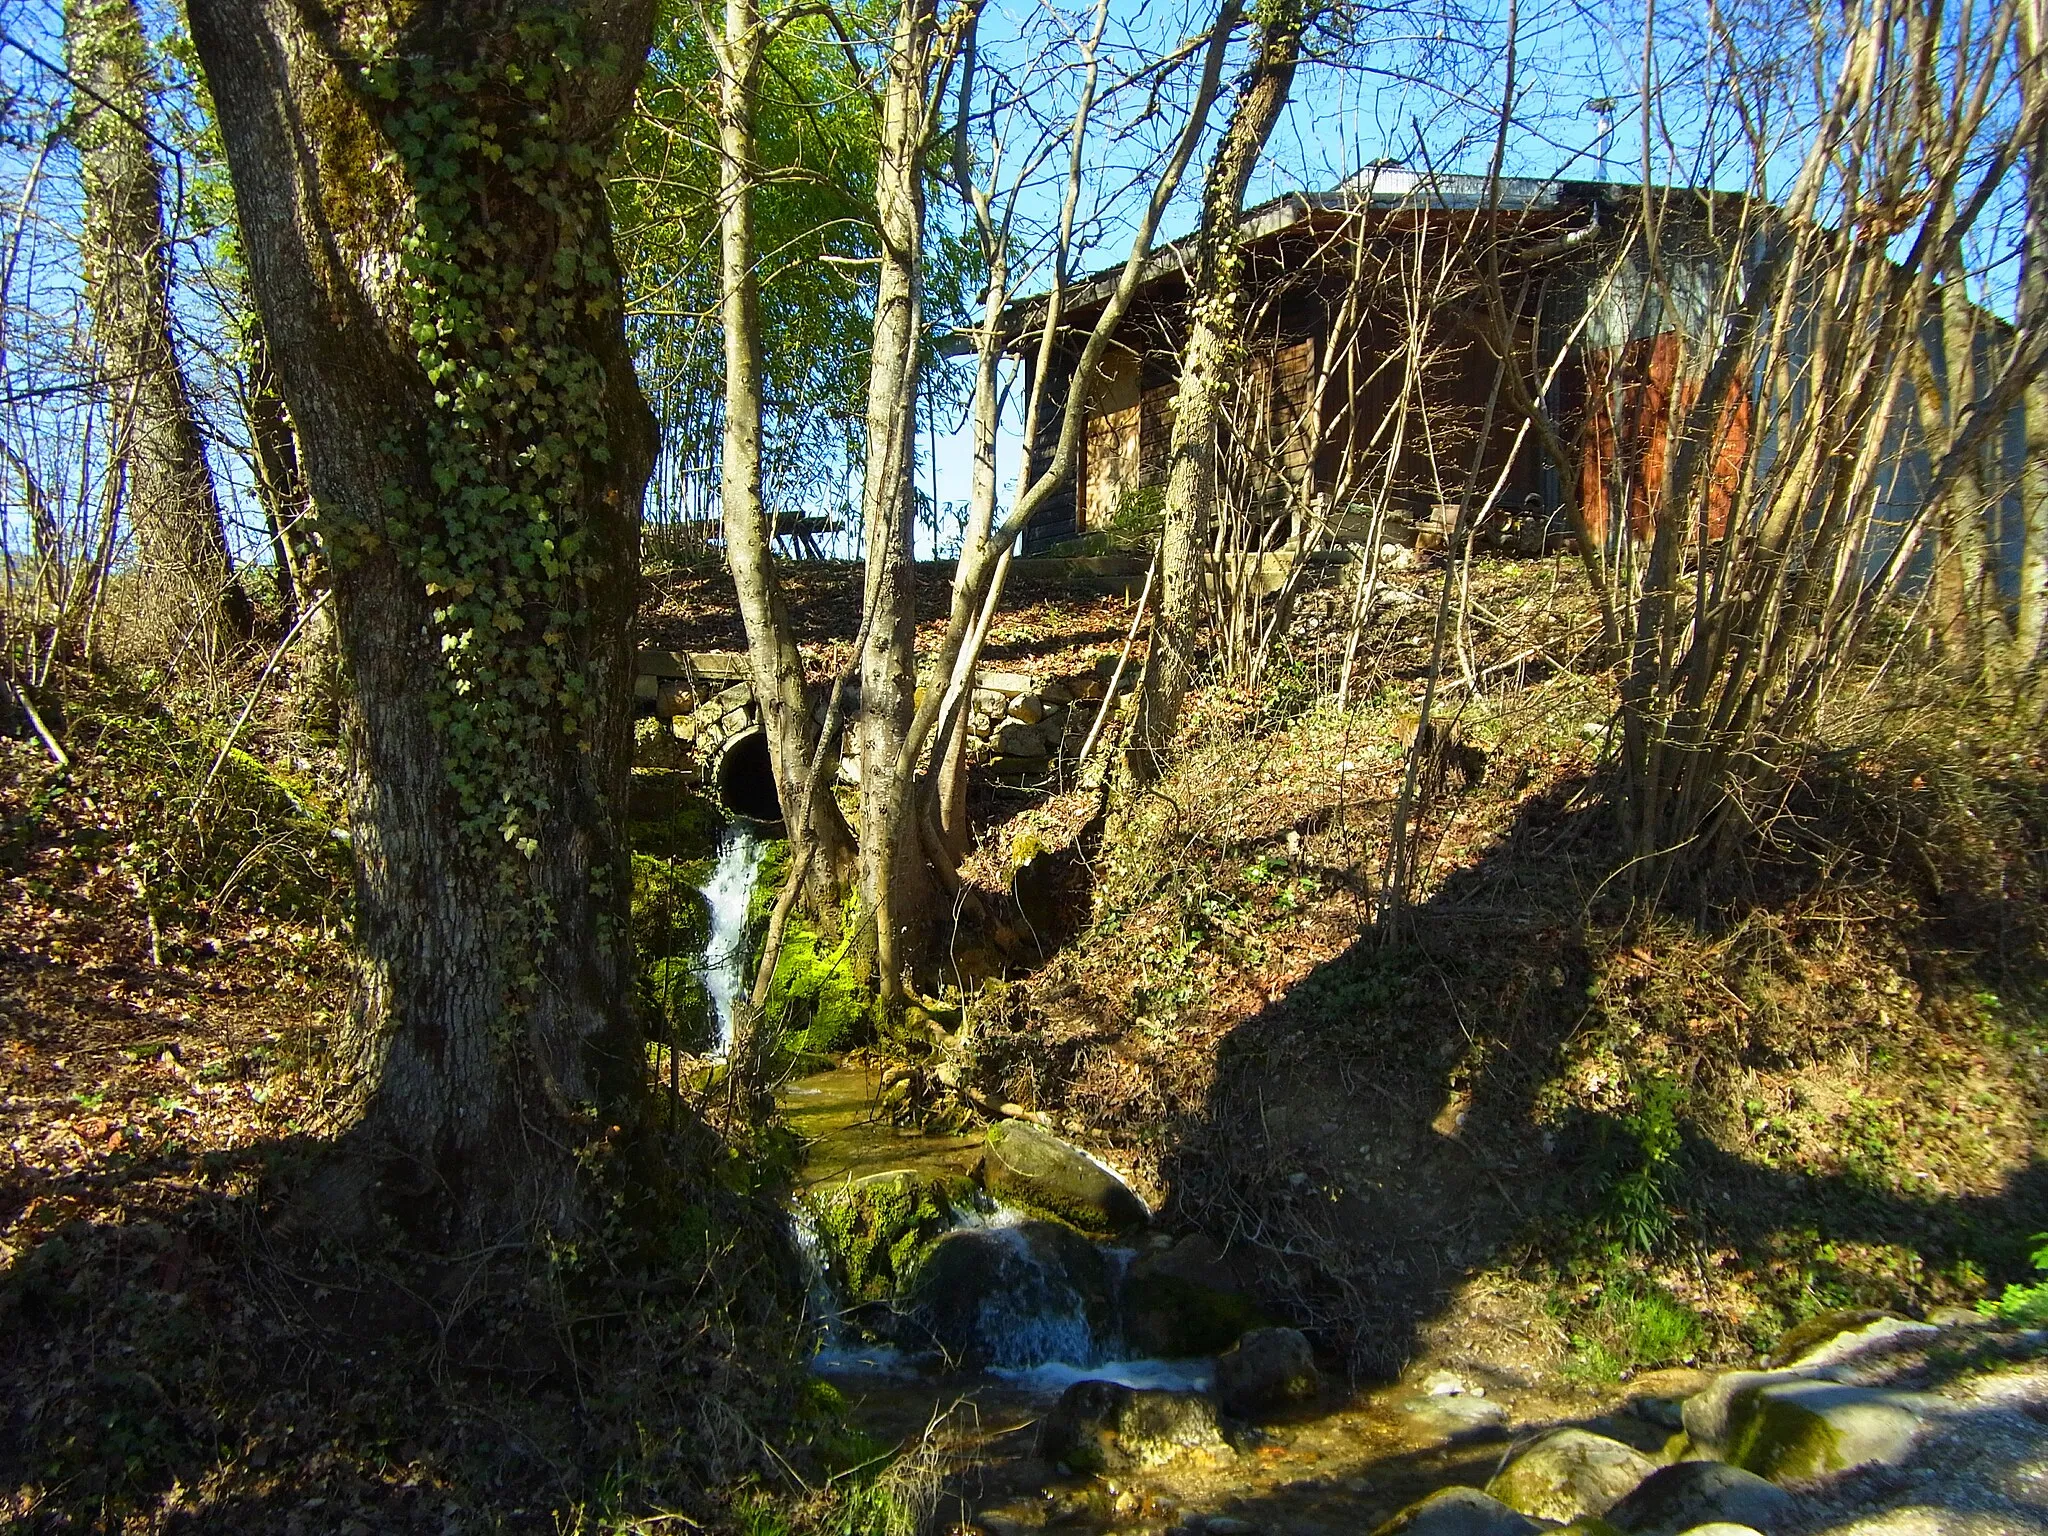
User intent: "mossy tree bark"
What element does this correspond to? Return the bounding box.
[1126,0,1305,782]
[67,0,252,664]
[187,0,661,1243]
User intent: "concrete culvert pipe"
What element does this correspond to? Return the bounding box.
[713,727,783,824]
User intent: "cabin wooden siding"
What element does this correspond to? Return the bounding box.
[1574,331,1752,544]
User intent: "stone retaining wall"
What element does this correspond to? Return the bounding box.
[630,649,1142,786]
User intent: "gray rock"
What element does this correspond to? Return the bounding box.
[1403,1392,1510,1443]
[1486,1428,1659,1522]
[1682,1370,1803,1458]
[1723,1379,1931,1481]
[1215,1327,1320,1417]
[1766,1308,1901,1367]
[1037,1380,1228,1473]
[1368,1486,1546,1535]
[994,720,1051,757]
[1779,1314,1940,1370]
[1605,1461,1795,1536]
[900,1221,1113,1368]
[1122,1235,1262,1357]
[984,1120,1148,1234]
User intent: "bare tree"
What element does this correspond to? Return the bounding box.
[1518,0,2048,868]
[67,0,251,664]
[712,0,860,905]
[1126,0,1309,781]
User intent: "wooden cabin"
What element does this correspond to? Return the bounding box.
[1009,170,1756,558]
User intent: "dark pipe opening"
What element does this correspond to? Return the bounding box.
[714,727,784,824]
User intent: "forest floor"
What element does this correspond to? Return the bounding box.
[2,548,2044,1532]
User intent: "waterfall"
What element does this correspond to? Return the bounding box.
[698,822,768,1054]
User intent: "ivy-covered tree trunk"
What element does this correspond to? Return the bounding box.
[187,0,660,1243]
[67,0,252,663]
[1126,0,1305,782]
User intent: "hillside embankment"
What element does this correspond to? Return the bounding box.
[924,554,2048,1386]
[1,550,2043,1532]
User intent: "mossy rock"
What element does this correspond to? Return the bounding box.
[1123,1270,1263,1358]
[1602,1461,1794,1536]
[1369,1486,1546,1535]
[1766,1307,1898,1367]
[1724,1379,1929,1481]
[632,854,712,956]
[809,1170,971,1306]
[765,918,871,1060]
[984,1120,1148,1235]
[1485,1428,1656,1523]
[1037,1381,1227,1473]
[629,787,724,858]
[638,955,714,1053]
[900,1220,1114,1368]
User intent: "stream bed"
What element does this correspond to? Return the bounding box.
[775,1062,1663,1536]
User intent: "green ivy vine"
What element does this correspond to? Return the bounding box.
[345,13,629,936]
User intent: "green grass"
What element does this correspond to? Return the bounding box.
[1565,1274,1708,1384]
[1980,1235,2048,1327]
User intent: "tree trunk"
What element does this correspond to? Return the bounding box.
[856,0,941,999]
[187,0,660,1243]
[68,0,252,665]
[2017,22,2048,699]
[244,311,342,724]
[1126,0,1304,782]
[715,0,857,894]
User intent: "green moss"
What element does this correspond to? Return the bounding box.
[808,1171,968,1305]
[631,851,713,1050]
[765,918,871,1061]
[629,791,724,860]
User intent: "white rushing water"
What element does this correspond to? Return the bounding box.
[698,823,769,1054]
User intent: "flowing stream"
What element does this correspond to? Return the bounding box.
[702,842,1632,1536]
[698,822,770,1054]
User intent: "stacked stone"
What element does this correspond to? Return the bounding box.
[963,659,1138,780]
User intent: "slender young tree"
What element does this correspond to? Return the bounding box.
[712,0,860,898]
[187,0,661,1240]
[67,0,251,663]
[854,0,955,998]
[1126,0,1307,781]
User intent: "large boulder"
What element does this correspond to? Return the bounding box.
[1215,1326,1320,1417]
[1723,1379,1931,1481]
[1486,1428,1658,1522]
[900,1220,1113,1368]
[1369,1486,1548,1535]
[1604,1462,1795,1536]
[984,1121,1149,1234]
[1681,1370,1799,1459]
[1775,1313,1939,1371]
[1037,1380,1229,1473]
[808,1169,966,1305]
[1765,1308,1901,1367]
[1122,1234,1263,1357]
